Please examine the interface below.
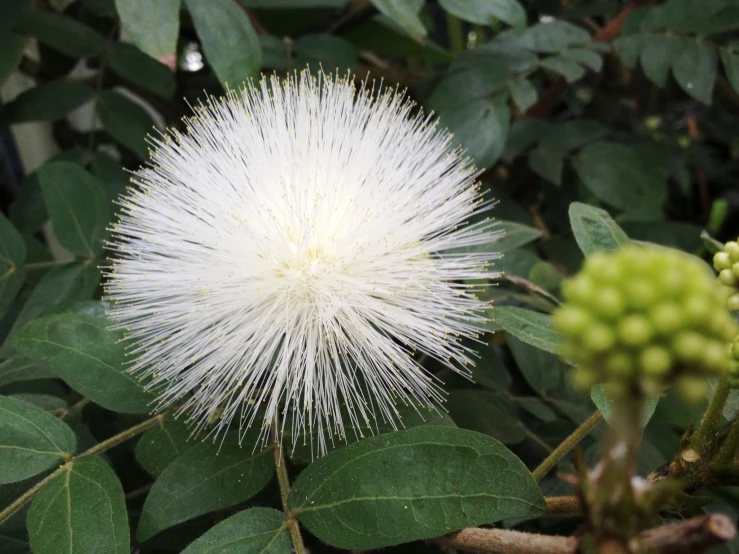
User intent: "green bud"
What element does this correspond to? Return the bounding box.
[605,352,634,378]
[733,263,739,278]
[674,331,704,361]
[594,288,625,319]
[728,294,739,312]
[553,306,591,336]
[618,315,653,347]
[572,366,598,390]
[684,296,711,327]
[650,303,683,336]
[625,280,657,310]
[714,251,732,270]
[675,375,707,404]
[562,276,595,305]
[584,324,615,353]
[719,269,737,287]
[641,346,672,376]
[726,241,739,262]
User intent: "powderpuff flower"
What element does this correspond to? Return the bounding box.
[105,71,499,456]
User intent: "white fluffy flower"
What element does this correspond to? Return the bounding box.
[106,71,498,455]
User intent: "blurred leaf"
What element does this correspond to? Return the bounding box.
[496,221,542,252]
[0,213,25,321]
[540,55,586,83]
[640,36,673,87]
[671,37,717,104]
[181,508,291,554]
[446,390,525,444]
[137,433,274,541]
[14,9,104,58]
[0,357,53,388]
[185,0,261,88]
[0,83,93,123]
[0,395,76,484]
[439,95,509,169]
[511,21,590,53]
[260,35,289,70]
[569,202,629,256]
[288,426,544,549]
[539,120,609,153]
[341,18,450,62]
[27,457,129,554]
[0,31,25,84]
[528,261,563,293]
[562,48,603,72]
[90,152,128,202]
[97,90,155,159]
[115,0,181,58]
[528,147,564,186]
[108,42,176,99]
[1,262,100,356]
[136,416,193,477]
[620,221,702,252]
[294,34,357,71]
[13,311,155,413]
[508,77,538,112]
[38,161,110,258]
[591,384,659,428]
[438,0,525,30]
[721,47,739,96]
[369,0,426,42]
[429,68,508,112]
[572,142,667,210]
[473,346,512,391]
[488,307,561,354]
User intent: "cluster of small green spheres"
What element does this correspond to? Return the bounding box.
[553,245,737,402]
[713,240,739,312]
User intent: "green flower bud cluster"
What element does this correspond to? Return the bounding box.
[553,245,737,402]
[713,240,739,311]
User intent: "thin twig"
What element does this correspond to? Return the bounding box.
[272,413,306,554]
[0,414,163,525]
[532,411,603,482]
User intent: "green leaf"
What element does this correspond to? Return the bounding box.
[721,47,739,95]
[294,34,358,72]
[90,152,129,202]
[14,9,104,58]
[439,95,510,169]
[488,306,561,355]
[185,0,261,89]
[114,0,181,58]
[528,147,564,186]
[539,120,609,154]
[289,425,544,549]
[38,161,110,258]
[591,385,659,429]
[438,0,525,30]
[108,42,176,99]
[13,311,155,413]
[137,433,274,541]
[0,396,75,484]
[1,262,101,356]
[27,457,129,554]
[0,83,93,123]
[562,48,603,72]
[496,221,542,252]
[259,35,289,70]
[10,393,66,411]
[0,356,53,388]
[572,142,667,210]
[0,212,26,320]
[568,202,629,256]
[369,0,427,42]
[97,90,155,159]
[181,508,291,554]
[508,77,538,113]
[446,390,525,444]
[0,31,25,84]
[671,37,717,105]
[136,416,193,477]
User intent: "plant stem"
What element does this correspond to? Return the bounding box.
[0,414,163,526]
[714,418,739,469]
[23,260,74,271]
[691,376,730,455]
[272,412,306,554]
[532,410,603,482]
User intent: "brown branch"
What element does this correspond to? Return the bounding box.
[630,514,736,554]
[431,527,577,554]
[431,514,735,554]
[545,495,582,516]
[525,0,656,118]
